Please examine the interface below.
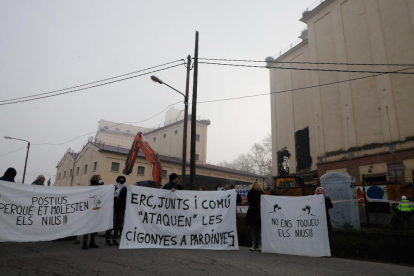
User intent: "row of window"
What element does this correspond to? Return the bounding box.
[102,126,132,133]
[154,133,201,142]
[58,162,98,180]
[111,162,168,178]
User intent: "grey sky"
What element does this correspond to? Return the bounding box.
[0,0,314,183]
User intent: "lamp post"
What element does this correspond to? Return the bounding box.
[4,136,30,183]
[151,55,192,189]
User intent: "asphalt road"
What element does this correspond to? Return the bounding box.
[1,234,412,276]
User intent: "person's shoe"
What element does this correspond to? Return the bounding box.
[104,239,112,246]
[250,247,255,251]
[82,242,88,250]
[257,247,262,252]
[112,239,119,246]
[89,242,99,248]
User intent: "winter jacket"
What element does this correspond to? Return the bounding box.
[32,180,44,186]
[114,186,127,212]
[246,189,265,226]
[0,168,16,182]
[324,196,333,232]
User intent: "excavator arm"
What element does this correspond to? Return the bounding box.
[123,132,163,188]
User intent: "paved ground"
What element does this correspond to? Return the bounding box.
[1,234,412,276]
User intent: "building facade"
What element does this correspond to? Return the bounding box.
[267,0,414,183]
[55,141,260,189]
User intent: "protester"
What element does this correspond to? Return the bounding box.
[315,187,333,232]
[162,173,182,191]
[105,176,127,246]
[198,186,206,191]
[223,180,242,203]
[246,181,265,252]
[0,167,16,182]
[82,174,104,250]
[31,175,45,186]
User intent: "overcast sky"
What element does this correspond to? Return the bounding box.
[0,0,314,183]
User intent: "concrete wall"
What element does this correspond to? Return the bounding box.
[269,0,414,176]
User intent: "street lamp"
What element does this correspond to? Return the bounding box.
[4,136,30,183]
[150,55,192,189]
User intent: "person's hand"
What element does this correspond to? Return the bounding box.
[235,188,239,193]
[172,188,176,192]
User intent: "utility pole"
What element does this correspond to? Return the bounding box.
[181,55,191,188]
[190,31,199,190]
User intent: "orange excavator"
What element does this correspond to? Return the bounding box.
[123,132,163,188]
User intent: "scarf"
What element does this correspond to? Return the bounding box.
[115,182,125,198]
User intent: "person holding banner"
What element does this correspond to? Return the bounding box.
[162,173,183,191]
[246,181,264,252]
[31,175,45,186]
[315,187,333,232]
[82,174,104,250]
[223,181,242,204]
[105,176,127,246]
[0,167,16,182]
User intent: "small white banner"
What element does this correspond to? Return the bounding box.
[0,181,114,242]
[120,186,239,250]
[261,194,331,257]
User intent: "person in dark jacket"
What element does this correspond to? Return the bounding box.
[0,167,16,182]
[162,173,184,191]
[246,181,265,251]
[32,175,45,186]
[315,187,333,232]
[82,174,104,250]
[105,175,127,246]
[223,181,242,203]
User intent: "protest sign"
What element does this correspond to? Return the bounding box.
[0,181,113,242]
[120,186,239,250]
[261,194,331,257]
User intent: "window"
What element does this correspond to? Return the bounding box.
[195,154,199,161]
[63,171,66,178]
[84,165,88,174]
[76,167,79,175]
[69,169,72,177]
[126,130,131,133]
[93,162,97,172]
[174,130,178,135]
[58,173,61,180]
[283,181,295,188]
[104,126,108,129]
[111,162,120,172]
[115,128,120,131]
[196,134,200,141]
[138,166,145,175]
[153,137,156,142]
[162,170,167,178]
[163,134,167,139]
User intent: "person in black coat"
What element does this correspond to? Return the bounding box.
[315,187,333,232]
[82,174,104,250]
[246,181,265,252]
[105,175,127,246]
[0,168,16,182]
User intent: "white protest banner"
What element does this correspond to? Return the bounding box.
[120,186,239,250]
[0,181,113,242]
[261,194,331,257]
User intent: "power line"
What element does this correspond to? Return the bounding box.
[199,61,414,74]
[199,58,414,67]
[197,66,414,104]
[0,146,26,157]
[32,100,182,146]
[0,59,184,104]
[0,63,184,106]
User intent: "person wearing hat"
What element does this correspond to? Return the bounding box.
[31,175,45,186]
[398,195,413,228]
[0,167,17,182]
[315,187,333,232]
[105,175,127,246]
[162,173,183,191]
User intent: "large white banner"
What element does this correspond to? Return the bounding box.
[261,195,331,257]
[120,186,239,250]
[0,181,114,242]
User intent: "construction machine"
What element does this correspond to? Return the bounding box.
[123,132,163,188]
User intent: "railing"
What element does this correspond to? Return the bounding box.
[143,114,210,134]
[302,0,327,18]
[273,38,303,59]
